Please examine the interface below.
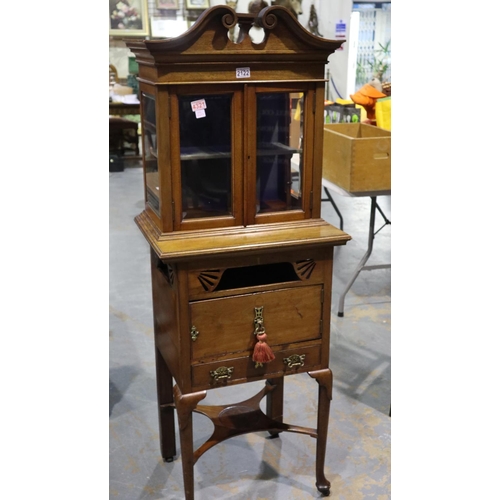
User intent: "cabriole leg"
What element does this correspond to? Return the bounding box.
[173,385,207,500]
[308,369,333,496]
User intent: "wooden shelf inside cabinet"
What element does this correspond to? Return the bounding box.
[127,5,350,500]
[257,142,301,157]
[180,146,231,160]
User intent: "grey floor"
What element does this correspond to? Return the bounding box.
[109,160,391,499]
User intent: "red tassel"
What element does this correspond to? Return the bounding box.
[252,332,275,367]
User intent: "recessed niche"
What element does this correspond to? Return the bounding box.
[214,262,299,290]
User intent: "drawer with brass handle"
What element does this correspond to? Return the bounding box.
[191,342,322,390]
[190,285,323,362]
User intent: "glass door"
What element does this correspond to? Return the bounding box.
[246,84,314,224]
[256,91,303,213]
[141,92,160,217]
[171,86,243,230]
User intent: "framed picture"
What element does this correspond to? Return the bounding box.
[186,0,210,10]
[157,0,179,9]
[109,0,150,37]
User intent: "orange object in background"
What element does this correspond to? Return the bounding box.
[350,83,386,120]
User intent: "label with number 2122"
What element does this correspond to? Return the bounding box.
[236,67,251,78]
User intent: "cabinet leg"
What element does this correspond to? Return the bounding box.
[155,347,176,462]
[308,369,333,496]
[173,385,207,500]
[266,377,284,438]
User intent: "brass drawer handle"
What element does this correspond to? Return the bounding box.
[210,366,234,381]
[283,354,306,369]
[190,325,199,342]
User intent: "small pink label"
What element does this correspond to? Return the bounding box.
[191,99,207,112]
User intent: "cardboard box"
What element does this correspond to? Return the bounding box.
[322,123,391,194]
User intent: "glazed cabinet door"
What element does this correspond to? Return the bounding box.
[141,90,161,220]
[170,85,244,231]
[245,83,316,225]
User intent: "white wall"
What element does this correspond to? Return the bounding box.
[296,0,353,100]
[109,39,133,81]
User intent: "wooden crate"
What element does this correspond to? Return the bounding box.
[322,123,391,194]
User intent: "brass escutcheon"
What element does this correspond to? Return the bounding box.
[210,366,234,381]
[283,354,306,369]
[190,325,199,341]
[254,306,265,335]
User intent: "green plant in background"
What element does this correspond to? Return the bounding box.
[356,61,368,87]
[356,39,391,88]
[369,40,391,81]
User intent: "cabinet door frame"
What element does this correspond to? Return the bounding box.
[139,83,164,230]
[170,84,244,231]
[244,82,316,226]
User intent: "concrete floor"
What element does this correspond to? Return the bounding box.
[109,161,391,499]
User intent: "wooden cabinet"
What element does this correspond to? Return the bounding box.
[127,5,350,499]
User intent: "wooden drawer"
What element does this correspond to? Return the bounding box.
[191,342,322,390]
[190,285,323,361]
